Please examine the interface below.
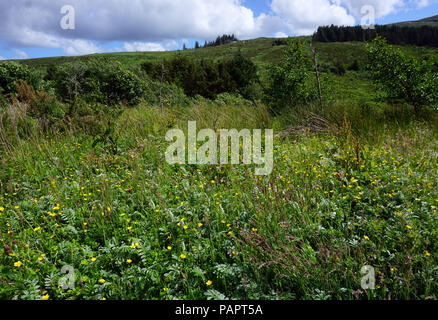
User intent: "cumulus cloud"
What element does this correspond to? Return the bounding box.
[271,0,356,35]
[412,0,438,8]
[338,0,404,19]
[0,0,286,55]
[63,40,104,56]
[14,49,29,59]
[123,42,165,52]
[274,32,288,38]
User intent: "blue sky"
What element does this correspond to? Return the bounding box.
[0,0,436,60]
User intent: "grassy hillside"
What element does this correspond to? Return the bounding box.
[390,14,438,27]
[20,36,438,71]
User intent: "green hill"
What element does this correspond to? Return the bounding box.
[389,14,438,27]
[19,35,438,71]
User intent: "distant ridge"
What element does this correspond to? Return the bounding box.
[418,14,438,23]
[389,14,438,27]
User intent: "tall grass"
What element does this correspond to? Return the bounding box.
[0,94,437,300]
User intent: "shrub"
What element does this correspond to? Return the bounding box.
[15,81,66,133]
[54,59,146,106]
[141,53,259,100]
[330,60,346,75]
[348,59,360,71]
[0,61,41,95]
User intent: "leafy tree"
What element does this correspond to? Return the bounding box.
[265,39,316,114]
[367,36,438,114]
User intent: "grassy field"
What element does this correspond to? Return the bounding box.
[1,38,438,300]
[1,100,437,300]
[20,37,438,70]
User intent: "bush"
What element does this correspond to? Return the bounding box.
[14,81,66,133]
[330,60,346,75]
[54,59,146,106]
[348,59,360,71]
[141,53,259,100]
[0,61,42,95]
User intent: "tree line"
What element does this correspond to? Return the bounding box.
[313,24,438,47]
[188,34,239,50]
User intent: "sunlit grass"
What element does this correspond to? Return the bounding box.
[0,104,437,300]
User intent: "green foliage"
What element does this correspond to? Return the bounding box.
[141,53,259,100]
[0,61,41,95]
[264,39,317,113]
[53,59,146,105]
[367,36,438,113]
[330,60,346,75]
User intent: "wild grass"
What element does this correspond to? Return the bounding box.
[0,97,437,300]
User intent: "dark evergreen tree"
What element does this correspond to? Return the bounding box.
[313,24,438,47]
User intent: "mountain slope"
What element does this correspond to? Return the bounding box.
[389,14,438,27]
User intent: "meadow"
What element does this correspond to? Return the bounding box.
[0,37,437,300]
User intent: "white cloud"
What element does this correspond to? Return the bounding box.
[63,40,103,56]
[123,42,165,52]
[271,0,356,35]
[0,0,278,43]
[414,0,429,7]
[0,56,5,60]
[0,0,285,55]
[274,32,288,38]
[339,0,404,19]
[14,49,29,59]
[411,0,437,8]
